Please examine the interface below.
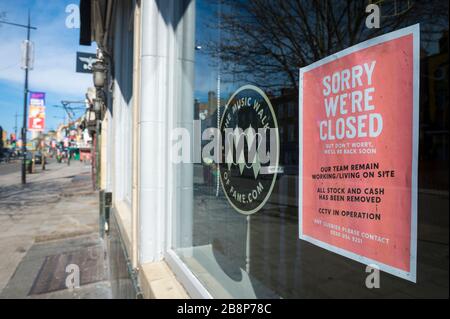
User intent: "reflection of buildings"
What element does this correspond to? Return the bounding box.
[0,126,5,149]
[420,31,449,190]
[271,88,298,174]
[194,90,227,120]
[194,99,207,120]
[208,91,226,116]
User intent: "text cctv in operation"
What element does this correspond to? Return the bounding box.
[319,60,383,141]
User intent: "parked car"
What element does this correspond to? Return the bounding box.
[34,151,43,164]
[33,151,48,165]
[0,148,13,163]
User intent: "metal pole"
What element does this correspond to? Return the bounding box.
[1,12,36,183]
[21,11,31,184]
[14,111,18,139]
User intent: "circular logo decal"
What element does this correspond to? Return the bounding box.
[219,85,279,215]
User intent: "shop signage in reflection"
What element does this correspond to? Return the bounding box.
[299,25,419,282]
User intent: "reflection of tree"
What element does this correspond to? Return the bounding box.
[206,0,448,91]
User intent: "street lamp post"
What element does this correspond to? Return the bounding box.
[21,13,31,184]
[0,11,37,184]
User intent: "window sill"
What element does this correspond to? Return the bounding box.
[113,200,132,256]
[139,260,190,299]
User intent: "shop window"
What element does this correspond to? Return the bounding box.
[173,0,449,299]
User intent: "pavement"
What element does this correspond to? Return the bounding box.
[0,159,111,299]
[0,161,21,176]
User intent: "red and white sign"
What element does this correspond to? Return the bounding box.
[28,105,46,131]
[299,25,419,281]
[28,92,46,132]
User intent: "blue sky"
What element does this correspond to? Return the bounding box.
[0,0,96,136]
[194,0,219,102]
[194,0,238,103]
[0,0,241,137]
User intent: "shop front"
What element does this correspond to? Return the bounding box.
[80,0,448,299]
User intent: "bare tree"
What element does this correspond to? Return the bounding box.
[204,0,448,92]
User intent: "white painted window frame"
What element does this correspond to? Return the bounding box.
[136,0,212,299]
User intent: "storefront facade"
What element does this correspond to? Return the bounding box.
[80,0,449,298]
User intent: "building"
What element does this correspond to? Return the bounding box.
[79,0,449,299]
[0,126,5,149]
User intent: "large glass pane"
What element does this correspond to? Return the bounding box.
[174,0,449,298]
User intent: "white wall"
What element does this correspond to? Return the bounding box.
[138,0,195,263]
